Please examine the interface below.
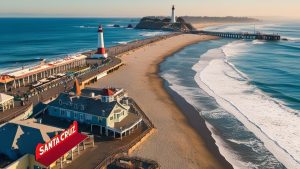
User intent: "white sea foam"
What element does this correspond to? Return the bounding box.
[282,36,300,41]
[74,25,97,29]
[252,40,266,45]
[106,24,114,27]
[206,122,256,169]
[193,43,300,168]
[114,41,130,45]
[139,31,169,37]
[161,70,247,169]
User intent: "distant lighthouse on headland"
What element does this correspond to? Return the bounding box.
[171,5,176,23]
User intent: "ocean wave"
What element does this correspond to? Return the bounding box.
[282,37,300,41]
[139,31,169,37]
[206,122,251,169]
[276,43,300,51]
[73,25,97,29]
[195,44,300,168]
[0,58,44,65]
[252,40,266,45]
[114,41,130,45]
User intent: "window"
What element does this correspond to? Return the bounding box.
[86,114,92,121]
[110,116,113,120]
[59,99,62,105]
[80,105,85,111]
[74,112,78,119]
[79,113,84,121]
[67,111,71,118]
[74,104,78,109]
[98,117,102,123]
[60,110,66,116]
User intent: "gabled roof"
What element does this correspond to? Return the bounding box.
[103,88,115,96]
[0,122,60,160]
[0,93,14,103]
[48,93,120,118]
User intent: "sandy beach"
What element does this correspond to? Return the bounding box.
[88,34,231,169]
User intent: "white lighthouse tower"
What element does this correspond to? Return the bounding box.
[97,25,108,58]
[171,5,176,23]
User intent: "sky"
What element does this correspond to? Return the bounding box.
[0,0,300,19]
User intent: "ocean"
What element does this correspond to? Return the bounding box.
[0,18,168,73]
[160,22,300,168]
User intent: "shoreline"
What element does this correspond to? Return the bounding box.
[89,34,233,168]
[162,78,234,169]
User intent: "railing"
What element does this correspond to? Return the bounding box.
[0,103,32,124]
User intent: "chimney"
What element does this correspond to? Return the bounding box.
[72,78,81,96]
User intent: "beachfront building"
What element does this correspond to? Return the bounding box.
[0,119,93,169]
[0,55,87,92]
[47,80,142,139]
[0,93,14,112]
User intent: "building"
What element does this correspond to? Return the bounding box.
[91,25,108,58]
[0,54,87,92]
[0,119,93,169]
[171,5,176,23]
[47,80,142,139]
[0,93,14,112]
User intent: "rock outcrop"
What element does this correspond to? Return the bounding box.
[135,17,195,32]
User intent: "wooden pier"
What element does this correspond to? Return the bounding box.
[193,30,281,40]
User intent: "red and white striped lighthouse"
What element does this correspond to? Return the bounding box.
[97,25,108,58]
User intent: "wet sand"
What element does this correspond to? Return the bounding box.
[88,34,232,169]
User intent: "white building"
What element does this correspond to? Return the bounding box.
[0,93,14,112]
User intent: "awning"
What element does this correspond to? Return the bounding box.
[36,132,88,167]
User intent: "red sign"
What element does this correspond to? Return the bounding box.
[35,121,78,160]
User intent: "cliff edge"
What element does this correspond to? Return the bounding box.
[135,17,195,32]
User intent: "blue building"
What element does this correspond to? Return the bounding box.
[47,80,142,139]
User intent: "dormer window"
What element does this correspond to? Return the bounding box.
[74,104,78,109]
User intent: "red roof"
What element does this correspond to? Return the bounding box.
[103,88,115,96]
[36,132,88,167]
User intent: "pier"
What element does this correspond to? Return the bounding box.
[193,30,281,40]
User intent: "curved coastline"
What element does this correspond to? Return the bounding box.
[89,34,233,169]
[161,77,234,169]
[196,45,300,168]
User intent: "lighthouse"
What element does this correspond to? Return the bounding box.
[171,5,176,23]
[97,25,108,58]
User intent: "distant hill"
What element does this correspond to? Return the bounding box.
[181,16,260,23]
[135,16,195,32]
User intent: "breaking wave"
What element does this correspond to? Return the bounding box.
[194,41,300,168]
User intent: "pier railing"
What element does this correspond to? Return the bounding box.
[193,30,281,40]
